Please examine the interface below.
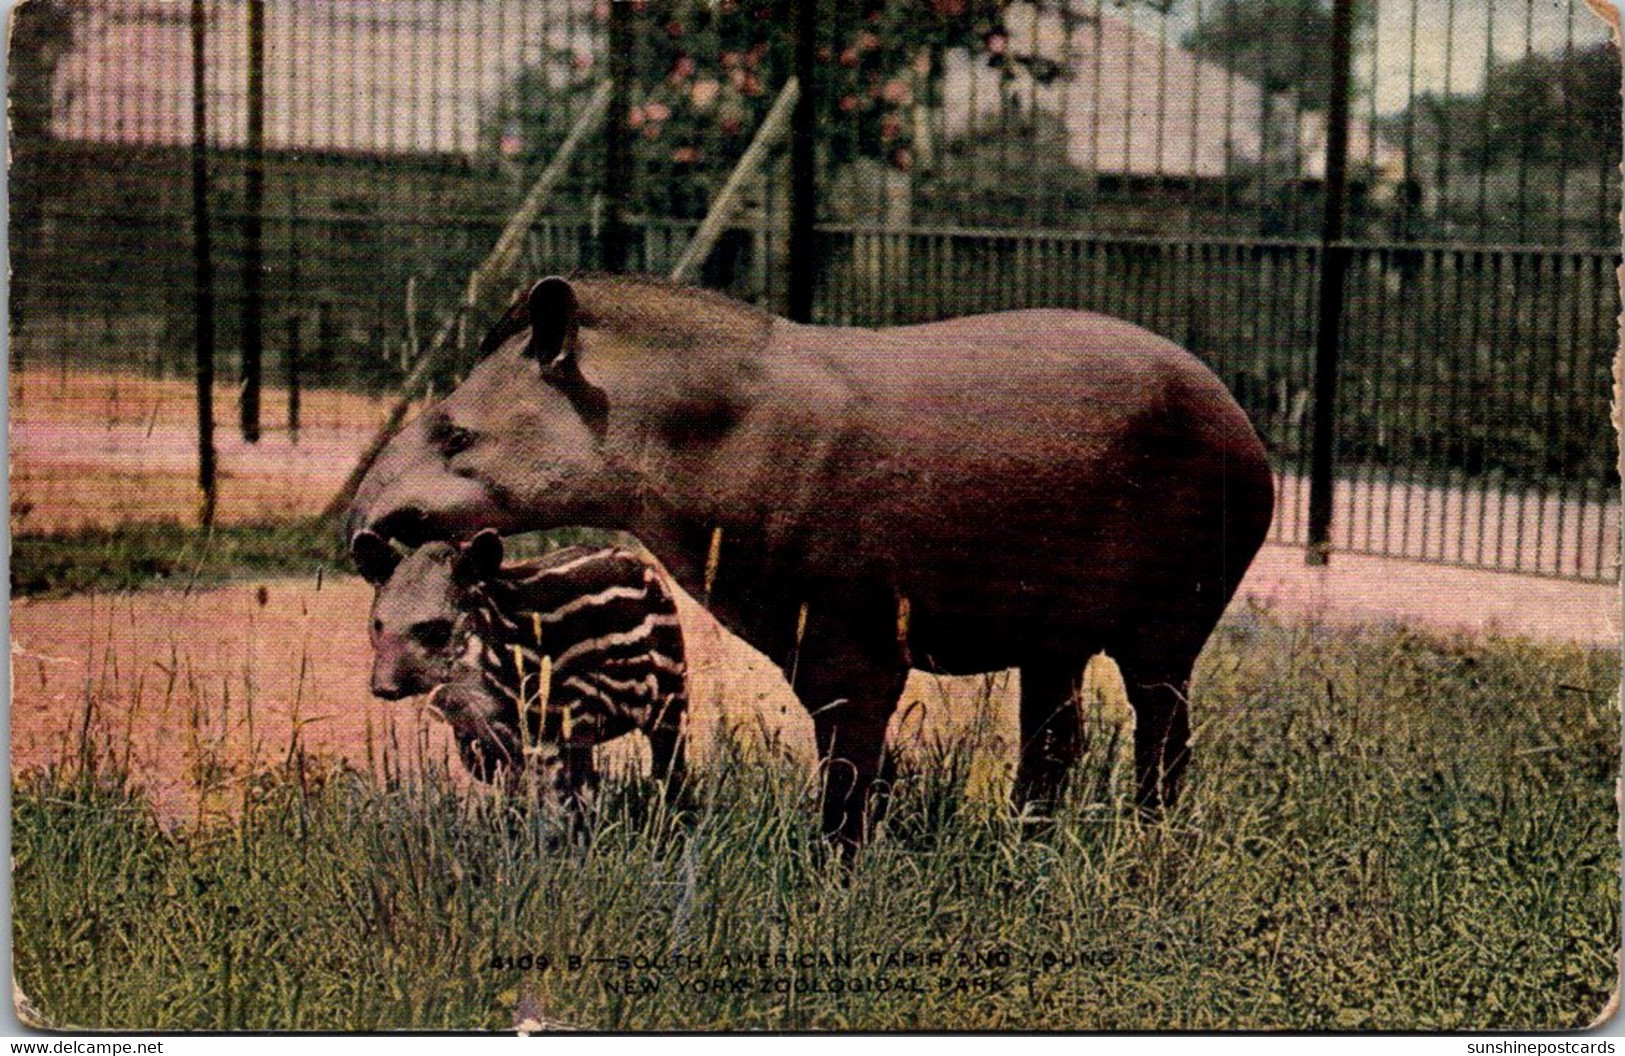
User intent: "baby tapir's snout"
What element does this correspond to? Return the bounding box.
[369,641,427,701]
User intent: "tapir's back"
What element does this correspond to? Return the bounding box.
[745,309,1275,666]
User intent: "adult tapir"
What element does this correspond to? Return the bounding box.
[347,275,1275,849]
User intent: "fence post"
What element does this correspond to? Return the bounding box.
[1306,0,1357,566]
[240,0,265,442]
[191,0,217,527]
[786,0,819,322]
[602,0,633,274]
[286,314,301,443]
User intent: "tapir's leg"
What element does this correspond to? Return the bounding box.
[792,607,907,856]
[1012,660,1083,820]
[1119,656,1196,812]
[645,696,687,801]
[555,744,598,816]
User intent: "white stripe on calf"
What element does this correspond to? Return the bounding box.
[559,675,620,712]
[511,549,631,583]
[581,669,661,700]
[552,613,683,671]
[533,584,652,624]
[600,650,686,676]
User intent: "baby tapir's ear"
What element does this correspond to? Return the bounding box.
[454,528,504,584]
[351,529,401,585]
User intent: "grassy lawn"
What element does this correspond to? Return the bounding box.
[11,612,1619,1031]
[9,519,347,599]
[9,520,620,599]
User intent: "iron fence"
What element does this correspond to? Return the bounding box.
[8,0,1621,581]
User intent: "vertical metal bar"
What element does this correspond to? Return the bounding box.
[1305,0,1356,565]
[286,314,301,443]
[1590,253,1611,579]
[602,0,633,274]
[1342,248,1362,550]
[787,0,818,322]
[1436,0,1457,234]
[192,0,217,526]
[241,0,265,443]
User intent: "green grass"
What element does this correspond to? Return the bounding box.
[9,520,623,598]
[9,519,347,598]
[12,612,1620,1031]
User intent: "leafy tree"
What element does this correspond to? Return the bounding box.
[1408,41,1622,171]
[9,0,79,147]
[1183,0,1346,110]
[487,1,1084,218]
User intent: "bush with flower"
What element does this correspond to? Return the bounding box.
[489,0,1079,218]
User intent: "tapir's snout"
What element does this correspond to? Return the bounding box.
[369,646,429,702]
[344,410,517,556]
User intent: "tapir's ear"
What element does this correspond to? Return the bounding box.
[524,276,578,368]
[454,529,504,584]
[525,276,608,439]
[351,530,401,585]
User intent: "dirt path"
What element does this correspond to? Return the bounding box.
[9,370,402,531]
[1241,543,1621,645]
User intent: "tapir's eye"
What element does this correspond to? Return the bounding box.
[426,414,474,457]
[411,619,455,650]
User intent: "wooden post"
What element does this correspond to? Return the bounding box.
[787,0,819,321]
[240,0,265,442]
[286,314,301,443]
[1306,0,1356,566]
[602,0,633,273]
[318,84,612,525]
[670,79,799,286]
[191,0,217,526]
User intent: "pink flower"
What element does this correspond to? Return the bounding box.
[572,50,594,71]
[857,31,881,52]
[672,145,701,163]
[985,32,1007,55]
[882,79,911,105]
[880,114,902,141]
[817,46,833,61]
[838,94,859,112]
[627,105,645,129]
[838,46,859,67]
[721,116,742,135]
[891,147,913,171]
[669,55,697,83]
[690,78,721,108]
[746,42,769,67]
[913,50,932,75]
[592,0,609,20]
[721,51,742,70]
[932,0,967,14]
[644,124,662,140]
[666,20,683,38]
[644,101,671,122]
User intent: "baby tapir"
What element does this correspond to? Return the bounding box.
[353,527,688,805]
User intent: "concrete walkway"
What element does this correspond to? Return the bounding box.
[1238,542,1621,646]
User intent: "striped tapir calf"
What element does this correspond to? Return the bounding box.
[353,527,687,805]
